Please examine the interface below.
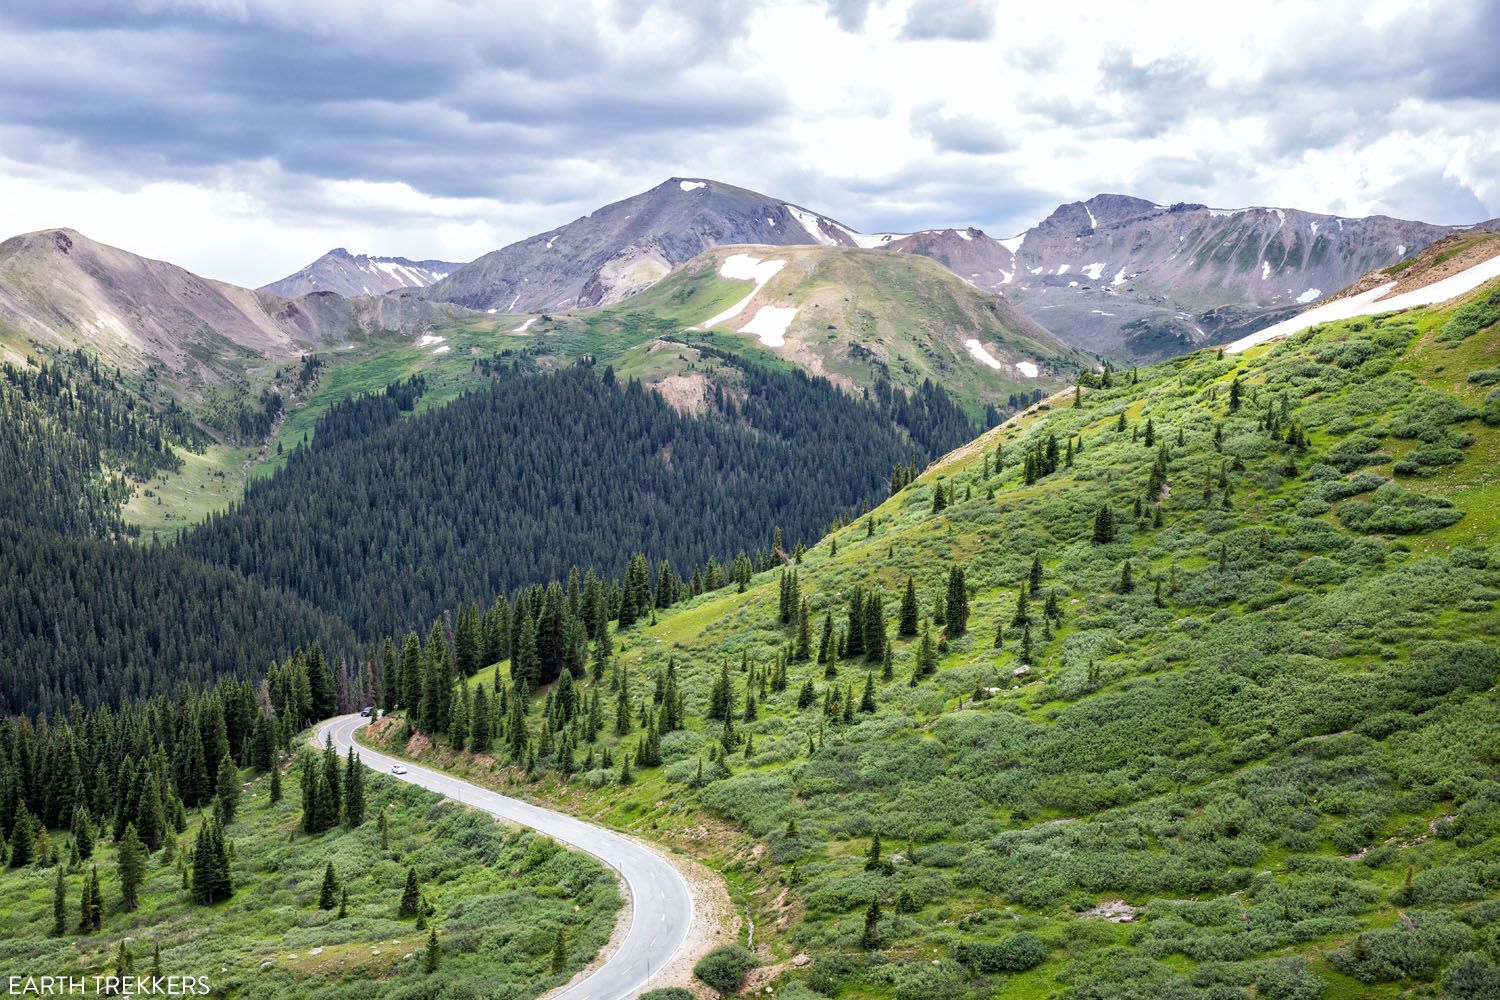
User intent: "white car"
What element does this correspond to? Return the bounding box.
[391,764,407,775]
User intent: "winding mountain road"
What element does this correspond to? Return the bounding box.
[316,714,695,999]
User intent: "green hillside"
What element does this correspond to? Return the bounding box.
[365,278,1500,999]
[0,750,619,998]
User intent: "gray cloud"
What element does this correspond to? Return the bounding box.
[901,0,994,41]
[910,105,1016,154]
[0,0,1495,286]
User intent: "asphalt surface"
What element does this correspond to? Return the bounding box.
[316,714,695,999]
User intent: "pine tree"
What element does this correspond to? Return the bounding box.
[860,673,876,713]
[191,816,232,904]
[945,566,968,635]
[343,749,365,827]
[1119,560,1135,593]
[1091,504,1116,544]
[793,599,812,661]
[269,755,283,804]
[917,629,937,678]
[85,865,103,930]
[898,576,919,636]
[215,756,240,824]
[1229,375,1243,412]
[470,685,492,753]
[551,926,567,973]
[117,823,147,910]
[424,926,441,972]
[7,806,34,868]
[1029,553,1044,594]
[399,868,421,918]
[71,806,95,861]
[865,831,882,870]
[318,860,339,909]
[861,898,882,948]
[708,660,733,723]
[338,886,349,918]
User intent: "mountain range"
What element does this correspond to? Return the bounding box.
[264,177,1500,361]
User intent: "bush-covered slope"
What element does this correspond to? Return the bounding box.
[370,279,1500,999]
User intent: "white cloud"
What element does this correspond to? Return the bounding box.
[0,0,1493,286]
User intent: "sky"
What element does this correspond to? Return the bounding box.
[0,0,1496,287]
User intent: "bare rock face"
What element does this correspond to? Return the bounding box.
[258,248,460,297]
[426,178,867,313]
[987,195,1494,360]
[0,228,466,389]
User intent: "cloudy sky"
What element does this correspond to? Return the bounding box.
[1,0,1496,286]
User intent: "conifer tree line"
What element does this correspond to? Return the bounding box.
[382,553,993,782]
[181,360,976,641]
[2,353,975,719]
[0,675,312,928]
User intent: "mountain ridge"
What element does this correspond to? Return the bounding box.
[258,247,462,297]
[421,179,1499,361]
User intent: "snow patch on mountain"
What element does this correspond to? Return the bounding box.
[1226,250,1500,354]
[696,253,787,328]
[1016,360,1040,378]
[739,306,797,347]
[679,180,706,192]
[1296,288,1322,304]
[1081,263,1105,280]
[964,338,1004,369]
[784,205,839,246]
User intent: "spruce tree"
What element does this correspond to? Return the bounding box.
[191,817,232,904]
[865,831,882,870]
[708,661,733,723]
[72,805,95,861]
[318,860,339,909]
[1091,504,1116,544]
[343,749,365,827]
[898,576,919,636]
[1028,553,1044,594]
[215,756,240,824]
[85,865,103,929]
[424,926,441,972]
[551,927,567,973]
[860,673,877,713]
[269,756,283,804]
[7,806,34,868]
[945,566,968,635]
[861,898,882,948]
[399,868,421,918]
[117,823,147,911]
[1119,560,1135,593]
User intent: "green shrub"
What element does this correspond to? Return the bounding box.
[1438,286,1500,344]
[954,931,1049,972]
[694,944,759,995]
[640,990,697,1000]
[1337,483,1463,534]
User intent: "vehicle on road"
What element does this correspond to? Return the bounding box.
[391,763,407,775]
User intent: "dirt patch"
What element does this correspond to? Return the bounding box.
[655,372,711,414]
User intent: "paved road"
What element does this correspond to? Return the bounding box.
[316,715,695,999]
